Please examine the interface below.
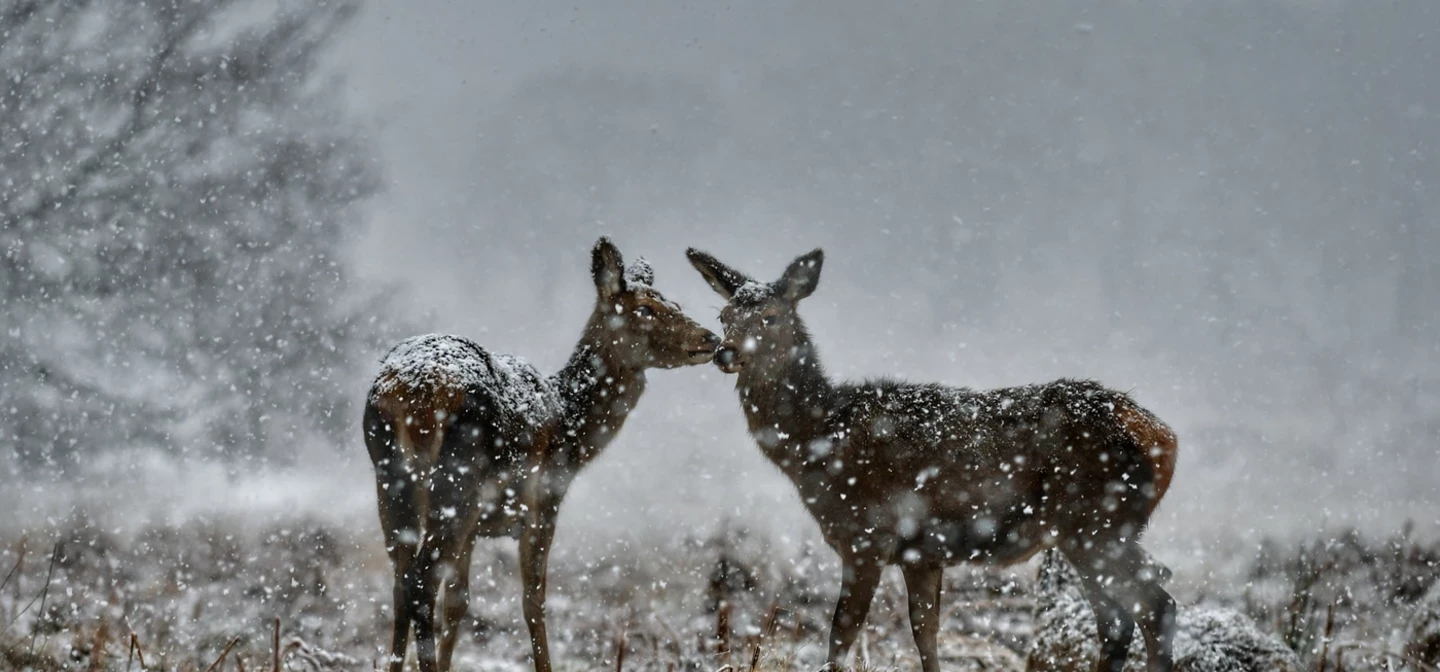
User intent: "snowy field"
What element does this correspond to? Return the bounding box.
[1,447,1437,671]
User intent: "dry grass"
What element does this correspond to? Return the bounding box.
[0,514,1434,671]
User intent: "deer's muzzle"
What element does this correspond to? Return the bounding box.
[715,345,744,373]
[687,332,721,363]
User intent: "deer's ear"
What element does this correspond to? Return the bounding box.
[592,236,626,300]
[778,248,823,302]
[686,248,749,299]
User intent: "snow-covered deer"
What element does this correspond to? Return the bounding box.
[364,238,719,672]
[687,247,1180,672]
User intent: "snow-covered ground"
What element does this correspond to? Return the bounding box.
[2,451,1436,671]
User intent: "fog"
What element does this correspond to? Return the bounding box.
[2,2,1437,669]
[321,0,1439,569]
[2,0,1435,597]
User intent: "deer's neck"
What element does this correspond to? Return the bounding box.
[550,313,646,471]
[735,322,834,471]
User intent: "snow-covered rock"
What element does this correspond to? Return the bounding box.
[282,637,363,672]
[1407,581,1440,667]
[1027,551,1303,672]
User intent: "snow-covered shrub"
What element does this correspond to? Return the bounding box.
[1027,550,1303,672]
[1407,581,1440,667]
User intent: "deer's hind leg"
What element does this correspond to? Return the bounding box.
[366,407,422,672]
[1075,575,1137,672]
[410,530,459,672]
[413,403,496,672]
[1064,539,1175,672]
[438,532,480,671]
[900,563,944,672]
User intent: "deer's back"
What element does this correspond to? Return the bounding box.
[368,334,561,463]
[830,377,1124,456]
[825,377,1176,515]
[786,378,1175,563]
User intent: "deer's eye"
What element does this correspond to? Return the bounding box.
[761,314,778,326]
[635,305,655,319]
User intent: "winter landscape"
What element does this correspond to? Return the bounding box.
[2,1,1437,671]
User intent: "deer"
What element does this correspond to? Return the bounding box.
[364,237,720,672]
[687,247,1180,672]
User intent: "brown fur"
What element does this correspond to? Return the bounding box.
[367,238,717,672]
[688,246,1180,672]
[369,372,466,467]
[1115,399,1179,512]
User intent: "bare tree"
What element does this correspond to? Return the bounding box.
[0,0,392,470]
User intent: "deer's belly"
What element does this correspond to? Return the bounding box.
[471,497,525,539]
[798,483,1050,567]
[893,514,1051,568]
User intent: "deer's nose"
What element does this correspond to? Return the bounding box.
[703,332,721,349]
[715,347,738,367]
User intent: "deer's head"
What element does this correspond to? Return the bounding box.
[591,237,719,369]
[685,247,823,374]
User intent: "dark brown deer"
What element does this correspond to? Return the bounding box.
[687,247,1179,672]
[364,238,719,672]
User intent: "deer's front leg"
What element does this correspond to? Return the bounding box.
[520,483,565,672]
[826,549,885,669]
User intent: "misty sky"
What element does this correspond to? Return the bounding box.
[320,1,1439,568]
